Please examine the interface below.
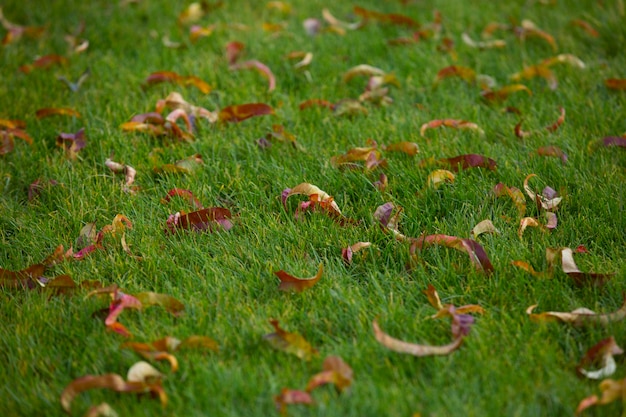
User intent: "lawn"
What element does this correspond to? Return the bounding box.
[1,0,625,416]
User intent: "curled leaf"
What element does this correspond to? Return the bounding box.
[523,174,562,211]
[306,356,353,392]
[373,319,463,357]
[420,119,484,137]
[493,183,526,216]
[36,107,81,119]
[527,294,626,326]
[426,169,455,189]
[411,234,494,274]
[264,319,318,361]
[461,32,505,49]
[275,263,323,292]
[166,207,233,234]
[342,64,386,83]
[471,219,499,238]
[577,337,624,380]
[342,241,372,264]
[518,217,541,238]
[230,60,276,92]
[105,158,137,193]
[56,128,87,159]
[274,389,313,415]
[576,378,626,415]
[218,103,274,123]
[144,71,211,94]
[560,247,615,287]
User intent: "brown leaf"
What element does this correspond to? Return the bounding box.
[299,99,334,111]
[144,71,211,94]
[571,19,599,37]
[493,183,526,216]
[354,6,419,27]
[166,207,233,233]
[510,65,557,90]
[161,188,203,210]
[420,119,484,137]
[537,145,567,163]
[432,154,497,172]
[411,234,494,273]
[275,264,323,292]
[218,103,274,123]
[230,60,276,92]
[305,356,353,392]
[35,107,81,119]
[264,319,318,360]
[382,141,419,156]
[60,364,167,413]
[576,378,626,415]
[511,260,549,278]
[577,337,624,379]
[527,294,626,326]
[135,292,185,316]
[434,65,476,85]
[105,158,137,193]
[605,79,626,90]
[518,217,541,238]
[373,319,463,356]
[481,84,531,102]
[19,54,67,74]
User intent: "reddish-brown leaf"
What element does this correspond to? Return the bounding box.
[218,103,274,122]
[420,119,484,136]
[605,79,626,90]
[230,60,276,92]
[274,388,313,415]
[299,99,334,111]
[432,154,497,172]
[571,19,599,37]
[165,207,233,233]
[537,145,567,163]
[411,234,494,273]
[19,54,67,74]
[36,107,81,119]
[305,356,353,392]
[354,6,419,27]
[161,188,203,210]
[275,263,323,292]
[434,65,476,85]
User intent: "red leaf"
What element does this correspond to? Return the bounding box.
[605,79,626,90]
[225,41,245,65]
[275,264,323,292]
[161,188,203,210]
[166,208,233,233]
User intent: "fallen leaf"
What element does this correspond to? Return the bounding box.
[333,99,368,117]
[411,234,494,273]
[577,337,624,380]
[493,183,526,216]
[82,402,117,417]
[342,64,386,83]
[35,107,81,119]
[0,8,45,45]
[571,19,599,37]
[60,363,167,413]
[426,169,455,189]
[136,292,185,316]
[56,128,87,159]
[218,103,274,122]
[354,6,419,27]
[274,388,313,415]
[264,319,318,360]
[537,145,568,163]
[517,19,557,51]
[560,247,615,287]
[144,71,211,94]
[420,119,484,137]
[605,79,626,90]
[518,217,541,238]
[481,84,531,102]
[19,54,67,74]
[342,242,372,264]
[161,188,203,210]
[165,207,233,233]
[275,263,323,292]
[122,335,218,372]
[283,183,343,218]
[471,219,500,238]
[434,65,476,85]
[427,154,497,172]
[373,318,463,356]
[527,294,626,326]
[105,158,137,193]
[305,356,353,392]
[382,141,419,156]
[523,174,562,211]
[461,32,506,49]
[598,136,626,148]
[511,260,548,278]
[299,99,334,111]
[576,378,626,415]
[230,60,276,92]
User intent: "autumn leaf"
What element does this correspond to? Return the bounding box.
[218,103,274,122]
[511,260,548,278]
[60,362,167,413]
[105,158,137,193]
[576,378,626,415]
[481,84,531,102]
[493,183,526,216]
[165,207,233,233]
[434,65,476,85]
[153,153,204,175]
[333,99,368,117]
[121,335,218,372]
[283,182,343,218]
[274,389,313,415]
[426,169,455,189]
[264,319,318,360]
[144,71,211,94]
[161,188,203,210]
[342,242,372,264]
[155,92,217,122]
[523,174,562,211]
[537,146,567,163]
[516,19,557,51]
[299,98,334,111]
[19,54,67,74]
[527,294,626,326]
[0,7,45,45]
[135,292,185,316]
[342,64,386,83]
[420,119,484,137]
[461,32,506,49]
[230,60,276,92]
[577,337,624,380]
[558,247,615,287]
[382,141,419,156]
[36,107,81,119]
[56,128,87,159]
[571,19,599,37]
[518,217,541,238]
[305,356,353,392]
[605,79,626,90]
[411,234,494,274]
[0,245,72,290]
[354,6,419,28]
[28,178,59,201]
[597,136,626,148]
[374,202,407,241]
[426,154,497,172]
[275,263,323,292]
[471,219,500,238]
[373,318,464,357]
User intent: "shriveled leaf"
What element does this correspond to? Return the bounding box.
[420,119,484,137]
[144,71,211,94]
[161,188,203,210]
[471,219,500,238]
[423,284,444,310]
[577,337,624,380]
[481,84,531,102]
[518,217,541,238]
[373,319,463,357]
[333,99,368,117]
[342,241,372,264]
[342,64,386,83]
[537,145,567,163]
[598,136,626,148]
[36,107,81,119]
[105,158,137,193]
[374,202,407,241]
[524,174,562,211]
[560,247,615,287]
[511,260,548,278]
[306,356,353,392]
[60,371,166,413]
[434,65,476,85]
[493,183,526,216]
[230,60,276,92]
[527,294,626,326]
[264,319,318,361]
[576,378,626,415]
[510,64,557,90]
[411,234,494,273]
[135,292,185,316]
[426,169,455,189]
[56,128,87,159]
[275,263,323,292]
[218,103,274,122]
[166,207,233,233]
[518,19,557,50]
[274,388,313,415]
[284,183,342,217]
[431,154,497,172]
[299,98,334,111]
[382,141,419,156]
[19,54,67,73]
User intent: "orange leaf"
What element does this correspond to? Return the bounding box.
[305,356,353,392]
[434,65,476,85]
[426,169,455,189]
[571,19,599,37]
[605,79,626,90]
[537,145,567,163]
[218,103,274,123]
[576,378,626,415]
[511,65,557,90]
[35,107,81,119]
[373,319,464,356]
[275,263,323,292]
[264,319,318,361]
[420,119,484,137]
[481,84,531,102]
[382,141,419,156]
[411,234,494,273]
[274,388,313,415]
[19,54,67,73]
[511,260,548,278]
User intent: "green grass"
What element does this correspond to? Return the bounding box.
[1,0,625,416]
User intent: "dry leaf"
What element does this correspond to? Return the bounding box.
[373,319,463,357]
[577,337,624,380]
[274,388,313,415]
[411,234,494,274]
[218,103,274,122]
[305,356,353,392]
[576,378,626,414]
[264,319,318,361]
[420,119,484,137]
[527,294,626,326]
[230,60,276,92]
[426,169,455,189]
[165,207,233,233]
[275,263,323,292]
[471,219,500,238]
